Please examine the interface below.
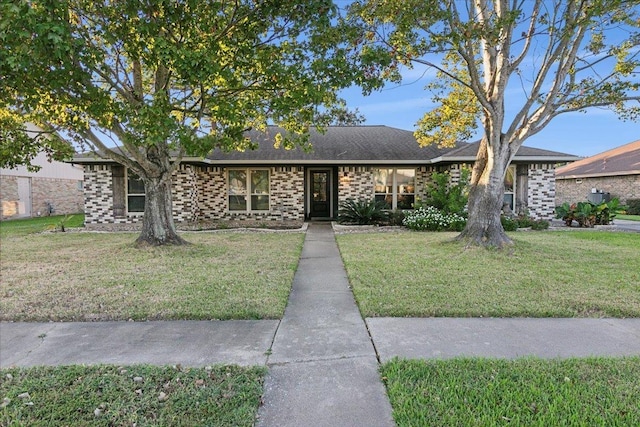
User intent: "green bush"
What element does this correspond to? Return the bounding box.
[403,206,466,231]
[626,199,640,215]
[501,215,518,231]
[422,169,470,214]
[338,198,389,225]
[387,209,407,226]
[531,219,550,230]
[555,199,619,227]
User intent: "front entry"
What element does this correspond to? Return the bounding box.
[309,169,332,218]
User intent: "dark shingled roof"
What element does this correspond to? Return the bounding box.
[205,126,456,163]
[556,139,640,178]
[71,125,581,164]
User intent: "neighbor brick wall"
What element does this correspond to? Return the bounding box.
[527,164,556,220]
[31,177,84,217]
[556,174,640,205]
[0,175,20,219]
[1,175,83,220]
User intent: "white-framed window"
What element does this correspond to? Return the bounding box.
[228,168,270,211]
[126,170,145,213]
[503,165,516,210]
[374,168,416,209]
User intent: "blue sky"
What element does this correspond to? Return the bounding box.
[339,67,639,159]
[334,1,639,159]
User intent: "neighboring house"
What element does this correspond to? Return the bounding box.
[556,139,640,205]
[1,125,84,220]
[72,126,579,228]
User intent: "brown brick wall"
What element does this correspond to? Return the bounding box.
[556,174,640,205]
[1,175,83,220]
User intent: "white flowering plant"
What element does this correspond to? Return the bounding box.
[403,206,467,231]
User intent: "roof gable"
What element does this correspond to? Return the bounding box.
[556,139,640,178]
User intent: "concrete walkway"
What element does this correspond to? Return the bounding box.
[255,223,394,427]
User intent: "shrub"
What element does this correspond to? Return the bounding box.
[555,199,619,227]
[500,215,518,231]
[422,169,470,214]
[338,198,389,225]
[387,209,407,226]
[531,219,550,230]
[403,206,466,231]
[626,199,640,215]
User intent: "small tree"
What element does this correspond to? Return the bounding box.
[1,0,384,246]
[423,168,470,214]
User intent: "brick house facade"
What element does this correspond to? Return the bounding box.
[74,126,578,228]
[556,139,640,206]
[1,152,84,220]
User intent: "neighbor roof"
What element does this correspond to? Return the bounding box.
[72,125,580,165]
[556,139,640,179]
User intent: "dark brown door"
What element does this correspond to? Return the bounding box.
[310,171,330,217]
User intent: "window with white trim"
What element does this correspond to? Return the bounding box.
[229,168,270,211]
[126,170,145,213]
[374,168,415,209]
[503,165,516,210]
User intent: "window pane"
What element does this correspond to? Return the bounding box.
[127,174,145,194]
[375,194,392,209]
[252,195,270,210]
[229,170,247,195]
[229,195,246,211]
[503,194,514,210]
[127,195,145,212]
[374,169,392,194]
[251,170,269,194]
[396,169,415,194]
[504,167,514,193]
[397,194,415,210]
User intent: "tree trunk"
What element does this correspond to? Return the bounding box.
[456,137,513,248]
[134,174,189,247]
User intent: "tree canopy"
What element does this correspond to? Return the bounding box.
[0,0,386,244]
[349,0,640,247]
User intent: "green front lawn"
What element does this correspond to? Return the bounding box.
[616,214,640,221]
[0,214,85,239]
[337,231,640,318]
[0,364,265,427]
[382,357,640,426]
[0,232,304,321]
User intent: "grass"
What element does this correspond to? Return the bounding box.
[616,214,640,221]
[381,357,640,426]
[0,364,265,426]
[0,214,85,239]
[0,231,304,321]
[336,231,640,318]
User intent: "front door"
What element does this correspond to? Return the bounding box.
[310,170,330,218]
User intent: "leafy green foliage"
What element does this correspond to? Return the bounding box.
[338,198,390,225]
[500,215,518,231]
[421,169,470,214]
[403,206,466,231]
[0,0,386,243]
[624,199,640,215]
[556,199,619,227]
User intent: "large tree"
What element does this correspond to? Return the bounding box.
[350,0,640,247]
[1,0,383,246]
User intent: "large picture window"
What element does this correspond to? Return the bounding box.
[229,169,270,211]
[126,170,145,213]
[374,168,415,209]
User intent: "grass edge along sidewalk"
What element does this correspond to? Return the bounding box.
[337,230,640,318]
